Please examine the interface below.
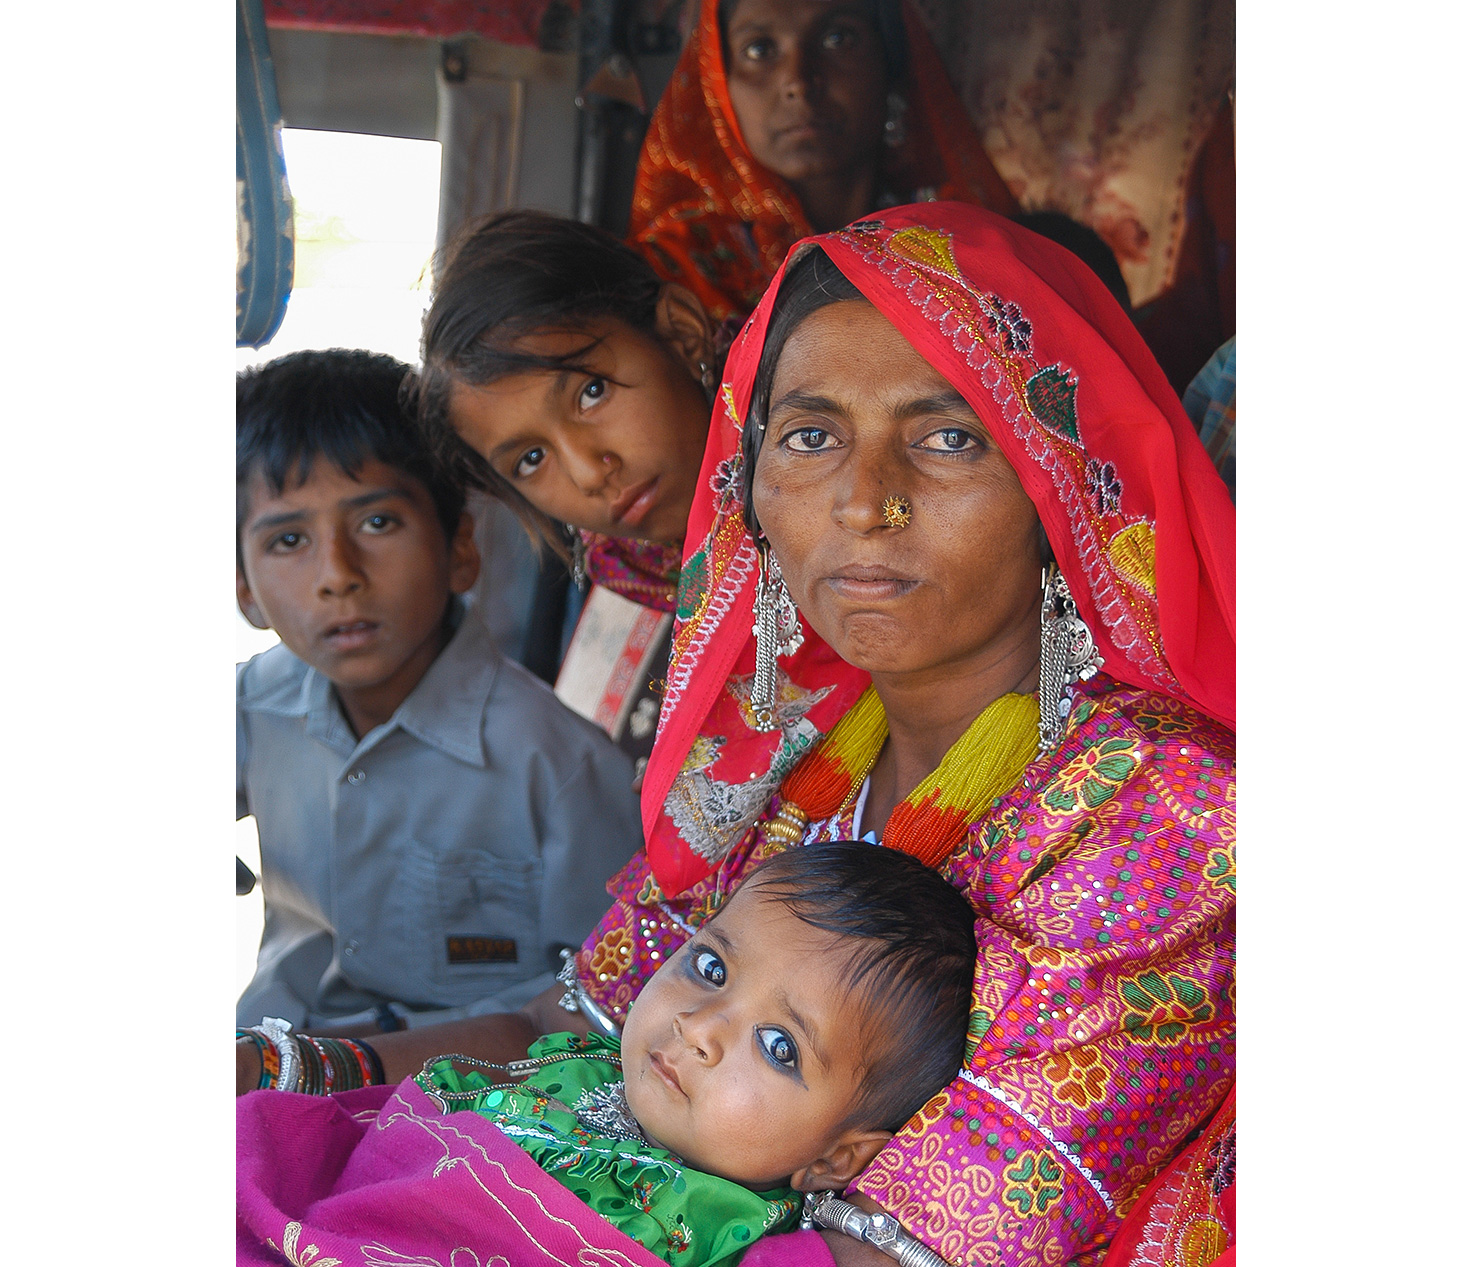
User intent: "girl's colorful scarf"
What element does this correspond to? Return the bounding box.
[583,532,683,612]
[766,687,1038,870]
[627,0,1019,323]
[643,202,1236,896]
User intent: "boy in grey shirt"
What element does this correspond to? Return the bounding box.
[236,349,643,1033]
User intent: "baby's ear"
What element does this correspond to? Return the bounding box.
[236,570,272,631]
[789,1129,892,1193]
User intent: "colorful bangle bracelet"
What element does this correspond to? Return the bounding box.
[340,1038,378,1089]
[324,1037,354,1092]
[357,1038,386,1087]
[237,1029,276,1090]
[241,1023,390,1097]
[300,1033,327,1096]
[316,1037,346,1092]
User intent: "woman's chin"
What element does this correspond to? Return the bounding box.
[822,617,934,675]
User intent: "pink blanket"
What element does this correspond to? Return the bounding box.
[237,1080,834,1267]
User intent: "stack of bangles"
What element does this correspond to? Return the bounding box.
[237,1017,385,1094]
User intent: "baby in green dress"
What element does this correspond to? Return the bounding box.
[419,842,978,1267]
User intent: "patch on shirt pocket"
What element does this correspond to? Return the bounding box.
[446,934,518,964]
[405,844,540,1000]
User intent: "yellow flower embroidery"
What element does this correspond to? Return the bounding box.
[888,226,961,278]
[1107,522,1157,595]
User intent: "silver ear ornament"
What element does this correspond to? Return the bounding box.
[1037,563,1104,754]
[750,540,804,732]
[568,528,589,591]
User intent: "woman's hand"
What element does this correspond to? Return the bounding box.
[238,1035,263,1095]
[235,983,579,1096]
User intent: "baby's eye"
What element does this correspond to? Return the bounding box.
[514,447,546,478]
[781,427,837,453]
[692,948,726,986]
[757,1026,798,1070]
[918,427,980,453]
[578,378,608,409]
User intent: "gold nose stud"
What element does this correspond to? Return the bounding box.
[881,495,912,529]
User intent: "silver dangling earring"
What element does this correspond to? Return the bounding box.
[698,359,715,397]
[1037,563,1104,754]
[568,527,589,592]
[750,539,804,732]
[883,90,907,149]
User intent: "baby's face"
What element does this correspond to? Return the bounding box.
[620,884,878,1190]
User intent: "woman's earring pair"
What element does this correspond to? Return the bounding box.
[750,539,804,732]
[1037,564,1104,754]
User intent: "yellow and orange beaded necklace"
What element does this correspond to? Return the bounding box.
[763,687,1040,869]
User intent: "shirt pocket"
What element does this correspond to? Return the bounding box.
[401,841,543,1005]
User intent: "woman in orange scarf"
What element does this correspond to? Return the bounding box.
[628,0,1018,322]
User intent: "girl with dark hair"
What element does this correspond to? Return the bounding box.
[418,209,719,614]
[627,0,1019,323]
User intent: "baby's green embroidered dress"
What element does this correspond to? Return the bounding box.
[420,1032,800,1267]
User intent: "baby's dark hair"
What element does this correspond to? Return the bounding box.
[417,209,666,555]
[740,842,977,1133]
[237,349,465,562]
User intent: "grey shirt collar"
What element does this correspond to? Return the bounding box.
[239,602,501,768]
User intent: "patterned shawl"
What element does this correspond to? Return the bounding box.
[627,0,1019,323]
[642,201,1235,895]
[583,532,683,612]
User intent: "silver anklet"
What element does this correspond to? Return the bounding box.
[798,1192,951,1267]
[556,948,621,1041]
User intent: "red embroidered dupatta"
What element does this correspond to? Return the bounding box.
[627,0,1019,322]
[643,201,1235,896]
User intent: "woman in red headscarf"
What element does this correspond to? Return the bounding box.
[628,0,1019,323]
[248,201,1233,1267]
[575,201,1235,1264]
